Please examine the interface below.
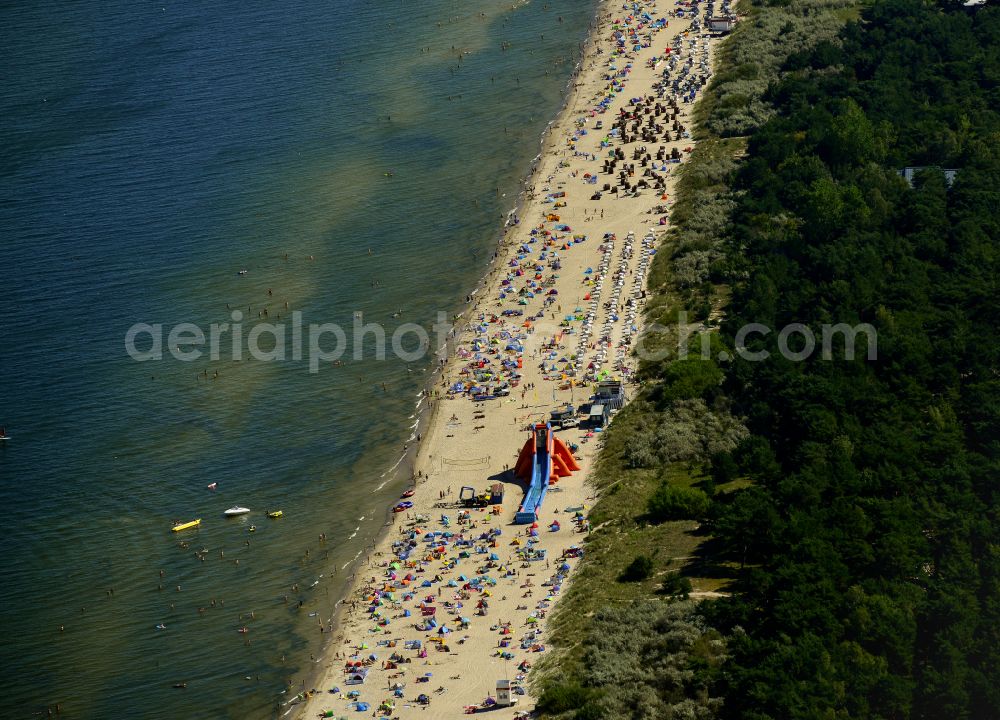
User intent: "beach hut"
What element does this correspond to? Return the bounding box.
[708,16,736,33]
[587,404,610,428]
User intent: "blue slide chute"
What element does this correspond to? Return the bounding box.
[514,423,552,524]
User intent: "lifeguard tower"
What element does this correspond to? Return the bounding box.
[496,679,516,707]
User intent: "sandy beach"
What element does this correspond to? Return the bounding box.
[292,1,722,717]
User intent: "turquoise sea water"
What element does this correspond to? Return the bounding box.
[0,1,596,717]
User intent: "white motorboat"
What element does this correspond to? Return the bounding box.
[224,506,251,517]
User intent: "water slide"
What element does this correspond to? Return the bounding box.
[513,423,580,524]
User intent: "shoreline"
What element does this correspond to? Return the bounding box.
[283,13,613,691]
[289,0,722,716]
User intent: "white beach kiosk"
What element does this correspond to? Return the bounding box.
[496,679,516,707]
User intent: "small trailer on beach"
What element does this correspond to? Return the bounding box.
[549,404,579,429]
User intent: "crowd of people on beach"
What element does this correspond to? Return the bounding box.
[308,504,588,717]
[299,0,726,716]
[443,0,724,410]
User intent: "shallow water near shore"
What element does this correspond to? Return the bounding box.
[0,0,597,717]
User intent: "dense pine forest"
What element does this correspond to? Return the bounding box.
[540,1,1000,718]
[709,0,1000,716]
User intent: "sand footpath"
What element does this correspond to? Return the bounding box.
[292,1,722,717]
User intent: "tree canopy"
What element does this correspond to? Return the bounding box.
[704,1,1000,717]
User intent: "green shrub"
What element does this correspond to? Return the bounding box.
[573,703,605,720]
[579,600,726,717]
[621,399,748,469]
[710,451,740,484]
[658,356,723,406]
[660,574,693,599]
[648,485,710,522]
[619,554,655,582]
[536,682,601,714]
[621,432,658,469]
